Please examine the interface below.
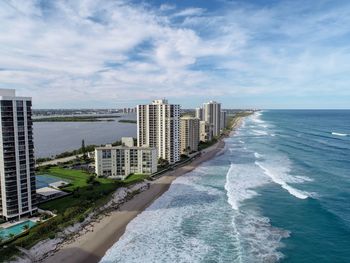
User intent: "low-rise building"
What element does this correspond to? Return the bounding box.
[200,121,213,142]
[95,143,157,180]
[36,187,67,202]
[180,116,200,154]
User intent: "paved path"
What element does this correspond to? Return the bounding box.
[36,152,93,167]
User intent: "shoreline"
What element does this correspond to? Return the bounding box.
[40,117,243,263]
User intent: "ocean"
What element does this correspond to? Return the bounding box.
[100,110,350,263]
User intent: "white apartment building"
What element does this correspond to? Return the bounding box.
[0,89,37,220]
[180,116,200,154]
[95,142,157,180]
[203,101,221,137]
[137,99,180,164]
[199,121,213,142]
[121,137,134,147]
[195,107,203,121]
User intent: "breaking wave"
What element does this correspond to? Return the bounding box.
[255,161,309,199]
[332,132,348,137]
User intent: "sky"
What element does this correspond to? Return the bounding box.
[0,0,350,109]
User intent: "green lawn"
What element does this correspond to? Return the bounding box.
[38,167,119,213]
[39,167,116,191]
[0,166,151,261]
[123,173,149,184]
[38,167,148,213]
[40,167,91,191]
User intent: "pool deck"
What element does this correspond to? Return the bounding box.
[0,217,40,229]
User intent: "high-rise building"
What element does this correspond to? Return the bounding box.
[95,143,157,180]
[137,99,180,164]
[199,121,213,142]
[195,107,203,121]
[121,137,134,147]
[0,89,36,221]
[203,101,221,137]
[220,111,227,131]
[180,116,200,154]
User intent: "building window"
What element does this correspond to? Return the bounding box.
[102,150,111,159]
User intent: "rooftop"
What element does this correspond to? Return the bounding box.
[49,180,69,189]
[0,89,16,96]
[36,187,65,197]
[181,116,200,120]
[152,99,168,105]
[0,88,31,100]
[95,145,155,151]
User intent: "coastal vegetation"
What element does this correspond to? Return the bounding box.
[123,174,150,184]
[36,139,131,163]
[0,166,149,262]
[38,167,119,212]
[198,138,218,151]
[33,115,120,122]
[54,144,96,159]
[157,158,170,169]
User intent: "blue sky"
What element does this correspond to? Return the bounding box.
[1,0,350,109]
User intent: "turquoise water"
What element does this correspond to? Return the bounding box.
[100,110,350,262]
[36,174,66,189]
[0,220,36,240]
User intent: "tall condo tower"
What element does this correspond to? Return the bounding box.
[137,99,180,164]
[195,107,203,121]
[0,89,36,220]
[203,101,221,137]
[180,116,200,154]
[220,111,227,130]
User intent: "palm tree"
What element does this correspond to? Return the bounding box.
[7,233,15,239]
[82,139,87,160]
[22,224,30,231]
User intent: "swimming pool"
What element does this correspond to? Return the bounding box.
[0,220,37,240]
[36,174,65,189]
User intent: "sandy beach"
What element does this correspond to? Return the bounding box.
[42,118,242,263]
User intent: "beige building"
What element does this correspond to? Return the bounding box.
[203,101,221,137]
[180,116,200,154]
[220,111,227,131]
[200,121,213,142]
[95,142,157,180]
[137,99,180,164]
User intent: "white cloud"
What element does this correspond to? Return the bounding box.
[173,7,205,17]
[159,4,176,12]
[0,0,350,108]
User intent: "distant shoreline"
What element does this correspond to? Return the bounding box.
[33,115,121,122]
[118,119,137,124]
[41,116,244,263]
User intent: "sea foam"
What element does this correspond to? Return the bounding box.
[225,163,267,210]
[255,161,309,199]
[225,148,290,262]
[332,132,348,137]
